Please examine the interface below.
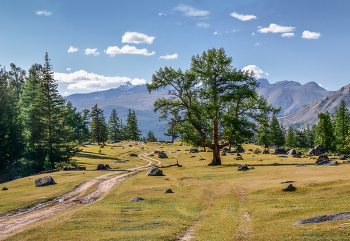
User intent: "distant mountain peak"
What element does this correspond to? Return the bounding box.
[119,81,134,90]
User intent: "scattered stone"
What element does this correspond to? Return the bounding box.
[199,158,206,161]
[339,155,349,160]
[97,164,110,170]
[113,160,127,163]
[238,163,249,171]
[164,188,173,193]
[2,187,8,191]
[250,167,255,170]
[63,166,86,171]
[39,169,60,174]
[253,149,260,154]
[271,145,280,149]
[324,161,339,166]
[294,212,350,225]
[279,156,288,158]
[189,148,199,153]
[318,153,329,160]
[109,140,120,144]
[164,178,169,180]
[296,164,307,167]
[234,146,245,153]
[35,176,56,187]
[129,153,138,157]
[248,149,253,151]
[307,144,325,156]
[128,197,144,202]
[158,152,168,158]
[261,149,269,154]
[343,160,350,164]
[100,145,104,148]
[315,159,330,166]
[235,156,243,160]
[129,145,132,147]
[281,181,295,184]
[147,167,163,176]
[273,147,287,155]
[282,184,296,191]
[83,142,91,145]
[292,154,301,158]
[221,152,226,156]
[287,149,296,155]
[237,153,241,156]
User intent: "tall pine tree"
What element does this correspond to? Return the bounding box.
[334,100,349,152]
[315,111,335,152]
[285,126,296,148]
[108,108,121,141]
[90,104,108,145]
[125,109,141,141]
[270,115,285,147]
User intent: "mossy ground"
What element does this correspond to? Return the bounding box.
[2,142,350,240]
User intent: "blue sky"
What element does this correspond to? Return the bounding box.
[1,0,349,95]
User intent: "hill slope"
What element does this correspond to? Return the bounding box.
[278,84,350,129]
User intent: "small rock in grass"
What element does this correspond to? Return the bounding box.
[296,164,307,167]
[2,187,8,191]
[147,167,163,176]
[35,176,56,187]
[282,184,296,191]
[238,163,249,171]
[281,181,295,184]
[164,188,173,193]
[250,167,255,170]
[128,197,144,202]
[164,178,169,180]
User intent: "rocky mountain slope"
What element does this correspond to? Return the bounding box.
[278,84,350,129]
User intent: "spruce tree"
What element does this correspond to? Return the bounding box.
[125,109,141,141]
[108,108,121,141]
[315,111,335,152]
[64,102,90,143]
[270,115,285,147]
[147,130,157,142]
[334,100,349,152]
[90,104,108,145]
[285,126,296,148]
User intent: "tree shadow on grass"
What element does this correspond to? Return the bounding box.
[77,152,114,160]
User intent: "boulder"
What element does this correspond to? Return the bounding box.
[248,149,253,151]
[235,156,243,160]
[83,142,91,145]
[164,188,173,193]
[343,160,350,164]
[64,166,86,171]
[287,149,296,155]
[282,184,296,191]
[158,152,168,158]
[315,159,330,166]
[2,187,8,191]
[307,145,325,156]
[97,164,110,170]
[261,149,269,154]
[238,163,249,171]
[129,153,138,157]
[273,148,287,155]
[324,161,339,166]
[271,145,280,150]
[339,155,349,160]
[250,167,255,170]
[318,153,328,160]
[35,176,56,187]
[189,148,199,153]
[234,146,245,153]
[128,197,144,202]
[147,167,163,176]
[292,154,301,158]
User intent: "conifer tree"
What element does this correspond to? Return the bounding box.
[125,109,141,141]
[90,104,108,145]
[8,63,26,103]
[147,130,157,142]
[270,115,285,146]
[285,126,296,148]
[64,102,90,143]
[108,108,121,141]
[304,125,315,149]
[333,100,349,152]
[295,130,307,148]
[315,111,335,151]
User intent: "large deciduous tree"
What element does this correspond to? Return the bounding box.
[147,48,278,165]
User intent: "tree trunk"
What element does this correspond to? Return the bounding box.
[209,145,221,165]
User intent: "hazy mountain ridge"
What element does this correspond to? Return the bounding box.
[278,84,350,129]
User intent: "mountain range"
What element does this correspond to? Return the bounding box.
[64,79,335,139]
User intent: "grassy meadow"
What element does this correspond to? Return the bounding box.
[2,142,350,240]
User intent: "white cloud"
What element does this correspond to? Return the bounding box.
[281,33,295,38]
[174,4,210,17]
[158,13,162,16]
[242,65,269,78]
[197,23,210,28]
[254,43,261,46]
[230,12,257,21]
[252,32,255,36]
[85,48,100,56]
[63,92,69,96]
[258,23,295,33]
[159,53,178,60]
[36,11,51,16]
[302,30,321,39]
[68,46,78,53]
[55,70,146,90]
[318,83,323,87]
[122,32,155,44]
[66,68,71,71]
[213,32,218,35]
[105,45,155,57]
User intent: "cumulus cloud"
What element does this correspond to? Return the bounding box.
[105,45,155,57]
[213,32,218,35]
[55,70,146,90]
[281,33,295,38]
[258,23,295,33]
[68,46,78,53]
[36,11,51,16]
[230,12,257,21]
[174,4,210,17]
[252,32,255,36]
[85,48,99,56]
[66,68,71,71]
[242,65,269,78]
[159,53,178,60]
[254,43,261,46]
[302,30,321,39]
[197,23,210,28]
[122,32,155,44]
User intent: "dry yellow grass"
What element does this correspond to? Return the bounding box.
[2,142,350,240]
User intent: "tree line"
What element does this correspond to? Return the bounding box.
[257,100,350,153]
[0,53,150,182]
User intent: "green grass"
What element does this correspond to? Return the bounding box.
[3,142,350,240]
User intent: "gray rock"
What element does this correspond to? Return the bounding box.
[35,176,56,187]
[147,167,163,176]
[292,154,301,158]
[164,188,173,193]
[296,164,307,167]
[158,152,168,158]
[339,155,349,160]
[318,153,328,160]
[2,187,8,191]
[129,153,138,157]
[307,144,325,156]
[295,212,350,225]
[287,149,296,155]
[324,161,339,166]
[164,178,169,180]
[282,184,296,191]
[83,142,91,145]
[235,156,243,160]
[273,148,287,155]
[189,148,199,153]
[128,197,144,202]
[250,167,255,170]
[97,164,110,170]
[238,163,249,171]
[343,160,350,163]
[315,159,330,165]
[261,149,269,154]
